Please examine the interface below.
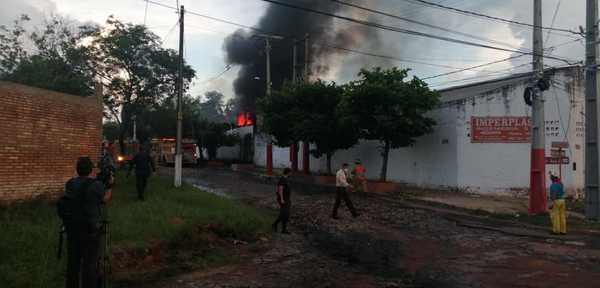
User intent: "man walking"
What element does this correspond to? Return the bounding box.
[60,157,113,288]
[332,163,359,219]
[128,145,156,201]
[549,175,567,235]
[272,168,292,234]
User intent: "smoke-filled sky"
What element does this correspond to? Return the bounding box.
[0,0,588,105]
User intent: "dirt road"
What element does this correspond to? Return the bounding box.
[155,167,600,288]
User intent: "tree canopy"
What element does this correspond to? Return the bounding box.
[0,15,97,96]
[90,16,195,151]
[341,67,440,181]
[258,80,358,174]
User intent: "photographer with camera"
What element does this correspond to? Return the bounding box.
[57,157,113,288]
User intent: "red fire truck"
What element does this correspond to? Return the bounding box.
[151,138,200,166]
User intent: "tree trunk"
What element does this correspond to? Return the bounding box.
[380,141,390,181]
[326,152,333,175]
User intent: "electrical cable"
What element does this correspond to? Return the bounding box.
[404,0,579,36]
[544,0,562,48]
[201,65,233,83]
[145,0,579,82]
[330,0,525,51]
[429,62,533,88]
[162,19,179,42]
[144,0,149,25]
[258,0,576,64]
[143,0,507,73]
[422,55,527,80]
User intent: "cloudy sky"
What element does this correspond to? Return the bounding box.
[0,0,588,101]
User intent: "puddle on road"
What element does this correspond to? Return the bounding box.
[191,183,232,198]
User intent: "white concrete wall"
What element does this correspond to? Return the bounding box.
[452,69,584,195]
[260,67,584,195]
[216,126,253,160]
[253,134,294,169]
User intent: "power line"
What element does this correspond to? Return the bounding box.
[422,37,584,81]
[162,19,179,42]
[405,0,579,36]
[143,0,489,72]
[329,0,525,51]
[544,0,562,46]
[258,0,575,64]
[316,44,485,70]
[201,64,232,83]
[422,55,527,80]
[144,0,149,25]
[145,0,578,78]
[429,62,533,88]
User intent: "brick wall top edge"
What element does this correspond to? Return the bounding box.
[0,81,101,107]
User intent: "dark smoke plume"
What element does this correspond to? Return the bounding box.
[222,0,373,112]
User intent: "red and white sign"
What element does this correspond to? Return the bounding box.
[471,116,531,143]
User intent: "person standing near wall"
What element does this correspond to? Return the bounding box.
[272,168,292,234]
[332,163,359,219]
[352,159,368,194]
[58,157,113,288]
[549,175,567,235]
[127,145,156,201]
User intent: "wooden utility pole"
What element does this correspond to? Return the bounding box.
[174,5,184,187]
[585,0,600,219]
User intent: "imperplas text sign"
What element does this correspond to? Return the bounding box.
[471,116,531,143]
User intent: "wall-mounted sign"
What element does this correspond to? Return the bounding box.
[546,156,569,165]
[471,116,531,143]
[551,141,569,149]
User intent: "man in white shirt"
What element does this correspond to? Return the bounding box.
[332,163,359,219]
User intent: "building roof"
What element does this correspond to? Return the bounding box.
[436,65,581,103]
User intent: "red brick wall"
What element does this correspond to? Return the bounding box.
[0,81,103,201]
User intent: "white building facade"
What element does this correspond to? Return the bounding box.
[240,66,585,196]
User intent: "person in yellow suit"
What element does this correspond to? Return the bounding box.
[549,175,567,235]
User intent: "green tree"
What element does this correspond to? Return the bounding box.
[196,121,239,160]
[0,15,97,96]
[91,16,195,153]
[259,80,358,174]
[293,80,357,174]
[0,15,29,76]
[341,67,440,181]
[199,91,226,123]
[257,82,297,147]
[102,121,120,141]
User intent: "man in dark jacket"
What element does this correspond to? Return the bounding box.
[128,145,156,201]
[64,157,113,288]
[272,168,292,234]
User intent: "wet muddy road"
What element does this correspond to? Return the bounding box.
[153,168,600,288]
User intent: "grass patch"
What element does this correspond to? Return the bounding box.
[0,172,272,288]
